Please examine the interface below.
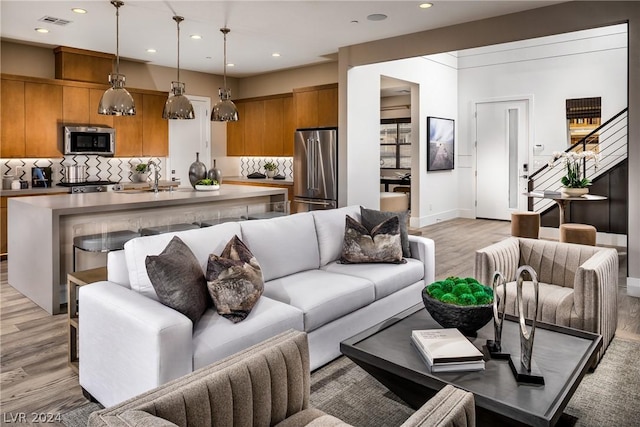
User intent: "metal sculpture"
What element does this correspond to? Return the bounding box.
[486,271,510,359]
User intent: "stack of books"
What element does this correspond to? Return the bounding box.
[411,329,485,372]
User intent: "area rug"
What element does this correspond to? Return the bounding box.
[62,337,640,427]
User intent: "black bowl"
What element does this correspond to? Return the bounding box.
[421,288,493,336]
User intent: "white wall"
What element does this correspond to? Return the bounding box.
[457,24,627,214]
[347,54,458,227]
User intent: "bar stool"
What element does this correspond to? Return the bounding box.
[560,223,597,246]
[72,221,140,272]
[511,212,540,239]
[140,212,200,235]
[393,186,411,209]
[247,201,290,220]
[200,205,248,227]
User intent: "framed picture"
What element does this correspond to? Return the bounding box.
[427,117,455,171]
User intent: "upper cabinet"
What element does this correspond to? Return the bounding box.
[293,83,338,129]
[1,74,169,158]
[226,94,294,157]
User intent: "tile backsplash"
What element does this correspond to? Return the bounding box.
[1,156,166,184]
[240,157,293,179]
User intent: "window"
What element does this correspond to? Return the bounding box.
[380,118,411,169]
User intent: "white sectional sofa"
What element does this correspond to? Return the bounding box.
[79,205,435,407]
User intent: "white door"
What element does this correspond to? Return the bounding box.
[168,96,211,188]
[475,99,530,220]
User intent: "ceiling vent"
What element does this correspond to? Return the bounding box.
[39,16,72,26]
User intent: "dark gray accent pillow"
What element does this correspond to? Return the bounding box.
[340,215,405,264]
[145,236,208,326]
[206,235,264,323]
[361,206,411,258]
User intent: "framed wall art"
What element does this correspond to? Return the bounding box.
[427,116,455,171]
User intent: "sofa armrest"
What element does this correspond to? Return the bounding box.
[401,385,475,427]
[574,248,619,338]
[409,235,435,285]
[474,237,520,285]
[79,281,193,407]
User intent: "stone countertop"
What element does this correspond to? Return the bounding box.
[224,176,294,185]
[8,184,288,215]
[1,186,70,196]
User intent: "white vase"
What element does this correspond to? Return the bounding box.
[562,187,589,197]
[133,172,149,183]
[266,170,277,178]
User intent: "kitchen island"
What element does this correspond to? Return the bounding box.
[8,184,287,314]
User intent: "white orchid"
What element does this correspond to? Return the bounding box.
[548,150,600,188]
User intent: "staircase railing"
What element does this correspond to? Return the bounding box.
[527,108,628,213]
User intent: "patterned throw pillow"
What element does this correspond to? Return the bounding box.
[340,215,405,264]
[145,236,209,325]
[206,235,264,323]
[360,206,411,258]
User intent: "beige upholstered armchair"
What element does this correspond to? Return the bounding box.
[88,330,475,427]
[475,237,618,363]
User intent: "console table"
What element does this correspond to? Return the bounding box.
[526,192,607,225]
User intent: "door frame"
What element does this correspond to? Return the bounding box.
[474,95,534,218]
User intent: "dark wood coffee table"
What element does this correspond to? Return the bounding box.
[341,304,602,427]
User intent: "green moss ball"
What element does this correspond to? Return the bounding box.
[483,285,493,294]
[441,280,455,293]
[464,277,479,284]
[440,293,458,304]
[452,283,472,297]
[474,292,492,305]
[468,283,484,294]
[429,288,445,300]
[428,281,443,291]
[458,294,478,306]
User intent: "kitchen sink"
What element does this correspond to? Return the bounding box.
[114,188,193,194]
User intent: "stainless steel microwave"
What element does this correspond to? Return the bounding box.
[64,126,115,156]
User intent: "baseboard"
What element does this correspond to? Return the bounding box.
[540,227,627,247]
[410,209,460,228]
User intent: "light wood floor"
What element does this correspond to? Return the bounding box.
[1,218,638,418]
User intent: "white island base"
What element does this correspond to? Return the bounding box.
[8,185,288,314]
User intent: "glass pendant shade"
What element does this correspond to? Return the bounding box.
[98,73,135,115]
[163,81,195,119]
[212,88,239,121]
[163,15,194,120]
[99,1,135,116]
[211,28,239,122]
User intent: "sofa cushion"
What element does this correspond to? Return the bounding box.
[361,206,411,258]
[206,236,264,323]
[322,257,424,300]
[117,410,178,427]
[264,270,375,332]
[192,297,304,370]
[499,281,576,327]
[311,205,361,266]
[340,215,404,264]
[240,212,320,281]
[145,236,209,325]
[125,222,242,300]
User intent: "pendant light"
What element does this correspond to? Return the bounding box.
[163,16,195,120]
[211,27,239,122]
[98,0,135,116]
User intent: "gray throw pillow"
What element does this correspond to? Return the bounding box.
[340,215,405,264]
[206,235,264,323]
[361,206,411,257]
[145,236,209,326]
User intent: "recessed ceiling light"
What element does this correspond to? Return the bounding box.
[71,8,87,14]
[351,20,359,24]
[190,34,202,40]
[227,63,235,67]
[272,52,281,57]
[419,3,433,9]
[35,27,49,33]
[146,48,156,53]
[367,13,387,21]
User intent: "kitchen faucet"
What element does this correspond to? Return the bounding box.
[147,160,160,193]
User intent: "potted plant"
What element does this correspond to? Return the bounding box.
[548,150,600,196]
[133,163,150,183]
[195,178,220,191]
[264,161,278,178]
[422,277,494,336]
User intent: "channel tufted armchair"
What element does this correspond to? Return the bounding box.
[88,330,475,427]
[475,237,618,364]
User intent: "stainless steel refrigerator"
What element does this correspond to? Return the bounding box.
[293,127,338,213]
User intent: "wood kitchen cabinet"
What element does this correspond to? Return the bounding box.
[293,83,338,129]
[1,78,25,158]
[142,93,169,157]
[227,102,245,156]
[63,85,90,124]
[113,92,143,157]
[25,82,63,158]
[226,94,293,157]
